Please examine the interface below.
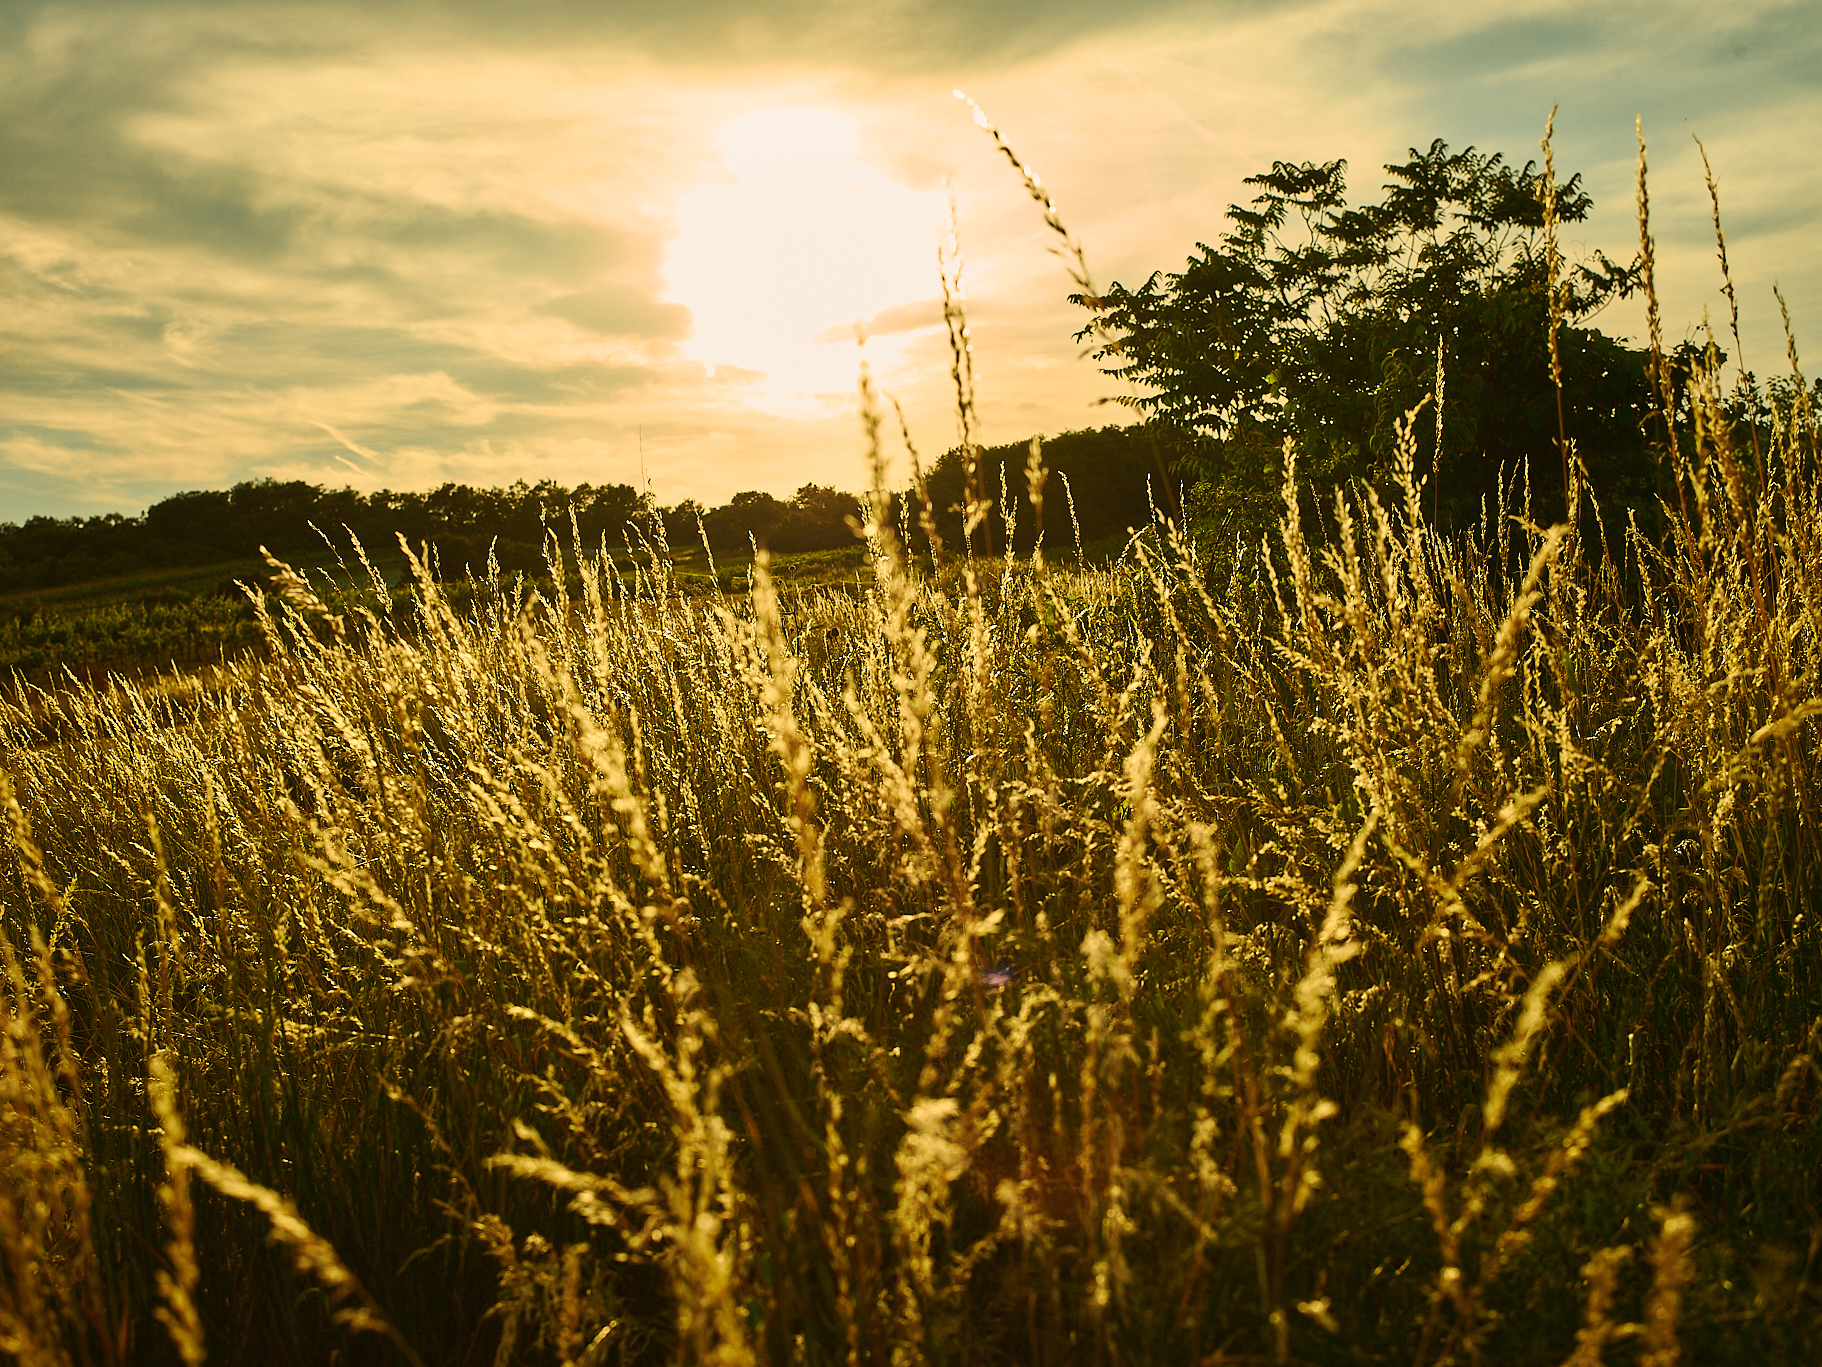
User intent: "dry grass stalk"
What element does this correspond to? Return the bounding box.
[148,1050,205,1367]
[1639,1201,1697,1367]
[0,112,1813,1367]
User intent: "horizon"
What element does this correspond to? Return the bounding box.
[2,0,1816,524]
[0,419,1144,528]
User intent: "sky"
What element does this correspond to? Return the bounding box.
[1,0,1816,523]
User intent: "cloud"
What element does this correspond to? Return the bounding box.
[0,4,727,517]
[1390,14,1600,85]
[813,298,944,345]
[311,422,380,463]
[2,0,1275,71]
[0,0,1814,524]
[538,286,694,340]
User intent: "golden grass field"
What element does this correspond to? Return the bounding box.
[2,131,1819,1366]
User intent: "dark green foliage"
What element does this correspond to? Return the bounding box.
[698,489,790,550]
[767,483,861,553]
[0,592,264,683]
[686,483,863,554]
[1079,140,1657,530]
[2,432,1192,617]
[917,424,1177,557]
[0,478,645,595]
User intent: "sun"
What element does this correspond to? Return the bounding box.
[664,107,946,403]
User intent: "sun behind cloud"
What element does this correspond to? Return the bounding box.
[664,106,947,406]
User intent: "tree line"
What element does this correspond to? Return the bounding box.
[0,480,641,594]
[0,426,1181,595]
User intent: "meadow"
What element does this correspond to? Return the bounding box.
[0,542,884,689]
[2,144,1820,1366]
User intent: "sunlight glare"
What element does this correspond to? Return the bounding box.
[665,107,945,404]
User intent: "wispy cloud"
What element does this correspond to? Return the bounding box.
[0,0,1814,521]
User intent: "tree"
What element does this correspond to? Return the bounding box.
[1077,140,1653,526]
[658,499,707,547]
[701,490,789,552]
[769,485,861,554]
[920,427,1168,556]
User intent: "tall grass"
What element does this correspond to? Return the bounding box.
[2,132,1819,1366]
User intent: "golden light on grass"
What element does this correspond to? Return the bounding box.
[0,116,1818,1367]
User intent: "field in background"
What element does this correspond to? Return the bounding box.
[0,541,891,686]
[0,560,272,615]
[0,554,373,686]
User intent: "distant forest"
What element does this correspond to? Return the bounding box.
[0,426,1172,594]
